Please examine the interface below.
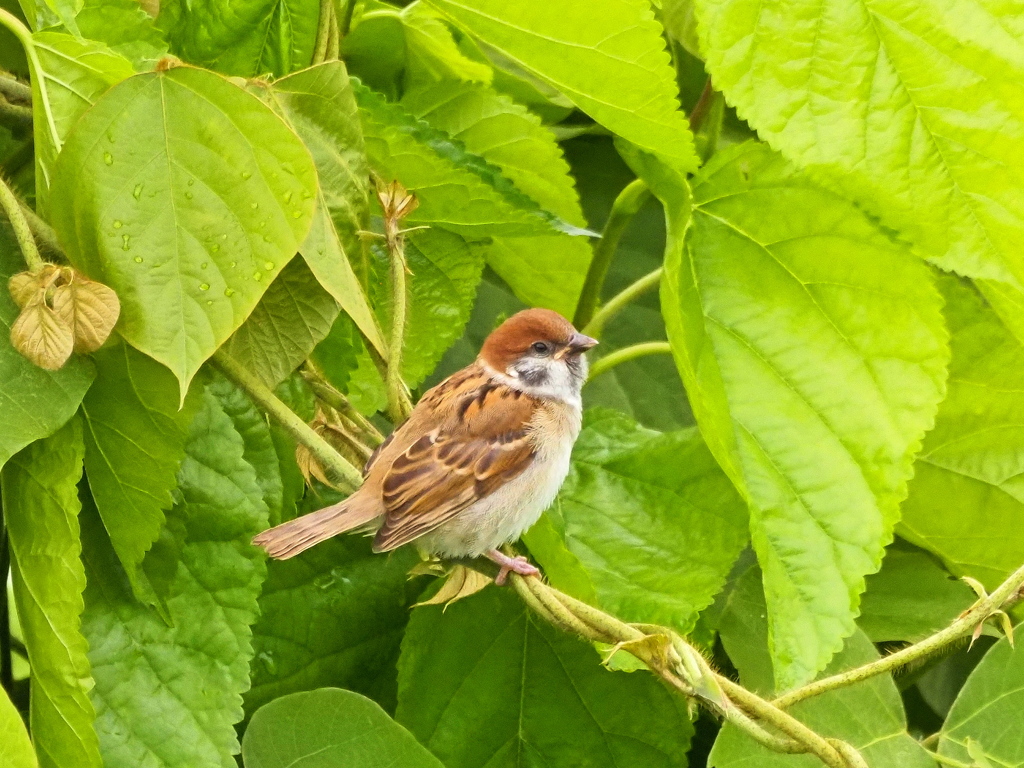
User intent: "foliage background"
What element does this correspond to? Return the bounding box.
[1,0,1023,766]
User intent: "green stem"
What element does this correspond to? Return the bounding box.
[774,561,1024,709]
[312,0,333,64]
[0,94,31,130]
[0,174,42,271]
[211,351,363,492]
[303,370,384,445]
[573,179,650,330]
[0,9,61,153]
[20,201,62,259]
[384,228,412,424]
[338,0,356,38]
[0,72,31,105]
[688,77,715,134]
[327,2,340,59]
[586,341,671,382]
[581,267,662,339]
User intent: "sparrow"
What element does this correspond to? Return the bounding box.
[253,308,598,584]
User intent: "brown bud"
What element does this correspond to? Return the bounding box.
[52,272,121,353]
[10,299,74,371]
[375,179,419,222]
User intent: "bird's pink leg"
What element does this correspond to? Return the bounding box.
[486,549,539,585]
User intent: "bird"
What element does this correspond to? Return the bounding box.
[252,308,598,584]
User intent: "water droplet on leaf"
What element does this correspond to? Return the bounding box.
[200,283,209,291]
[253,271,263,281]
[263,261,274,270]
[121,234,130,251]
[185,191,193,200]
[134,256,143,263]
[211,244,220,253]
[113,220,122,229]
[133,184,143,200]
[250,202,258,210]
[103,152,113,165]
[241,171,252,180]
[224,288,235,297]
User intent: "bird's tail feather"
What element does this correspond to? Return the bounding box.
[252,497,380,560]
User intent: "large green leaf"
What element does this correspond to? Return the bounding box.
[536,409,748,634]
[938,627,1024,766]
[246,536,419,716]
[695,0,1024,289]
[355,81,574,239]
[655,142,949,689]
[243,689,445,768]
[0,686,36,768]
[859,541,974,644]
[424,0,698,173]
[223,257,339,390]
[81,341,194,608]
[712,628,937,768]
[2,418,102,768]
[50,66,318,397]
[31,31,135,216]
[0,223,94,471]
[899,276,1024,589]
[402,80,592,317]
[396,586,693,768]
[258,62,384,355]
[157,0,319,77]
[81,384,269,768]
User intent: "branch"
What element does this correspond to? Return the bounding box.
[0,173,42,271]
[211,351,363,493]
[457,555,866,768]
[587,341,671,382]
[0,72,31,105]
[773,561,1024,708]
[581,267,662,339]
[573,179,650,330]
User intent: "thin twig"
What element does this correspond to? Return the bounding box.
[587,341,671,382]
[573,179,650,330]
[581,267,662,339]
[774,561,1024,708]
[211,351,363,493]
[0,173,42,270]
[312,0,333,64]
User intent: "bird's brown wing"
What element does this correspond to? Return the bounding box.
[372,380,539,552]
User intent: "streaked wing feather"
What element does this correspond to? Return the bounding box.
[372,382,538,552]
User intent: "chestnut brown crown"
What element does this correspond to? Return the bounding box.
[479,309,597,370]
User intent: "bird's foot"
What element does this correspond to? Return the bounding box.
[486,549,539,585]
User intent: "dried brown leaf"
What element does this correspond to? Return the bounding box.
[52,274,120,352]
[11,300,74,370]
[415,565,491,609]
[8,264,61,308]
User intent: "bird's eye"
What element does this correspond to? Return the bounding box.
[531,341,550,355]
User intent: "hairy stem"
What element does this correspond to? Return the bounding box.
[0,9,61,153]
[586,341,671,382]
[384,224,412,424]
[573,179,650,330]
[302,367,385,445]
[0,173,42,271]
[774,561,1024,708]
[0,94,31,130]
[581,267,662,339]
[211,351,363,492]
[0,72,31,105]
[312,0,333,64]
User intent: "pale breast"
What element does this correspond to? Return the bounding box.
[418,399,581,558]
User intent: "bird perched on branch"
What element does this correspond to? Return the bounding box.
[253,308,598,584]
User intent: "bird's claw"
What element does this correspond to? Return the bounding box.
[486,550,539,585]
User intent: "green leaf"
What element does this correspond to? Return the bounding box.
[899,275,1024,589]
[695,0,1024,289]
[50,66,318,397]
[401,80,592,316]
[157,0,318,77]
[82,383,269,768]
[859,540,974,644]
[81,341,194,608]
[396,586,693,768]
[0,687,36,768]
[0,218,94,471]
[355,80,577,239]
[656,142,949,689]
[256,61,384,356]
[711,629,937,768]
[223,257,339,390]
[938,628,1024,766]
[401,2,492,89]
[542,409,748,634]
[31,31,135,216]
[243,688,445,768]
[710,555,775,694]
[21,0,82,32]
[424,0,698,173]
[2,417,102,768]
[246,537,419,717]
[46,0,169,68]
